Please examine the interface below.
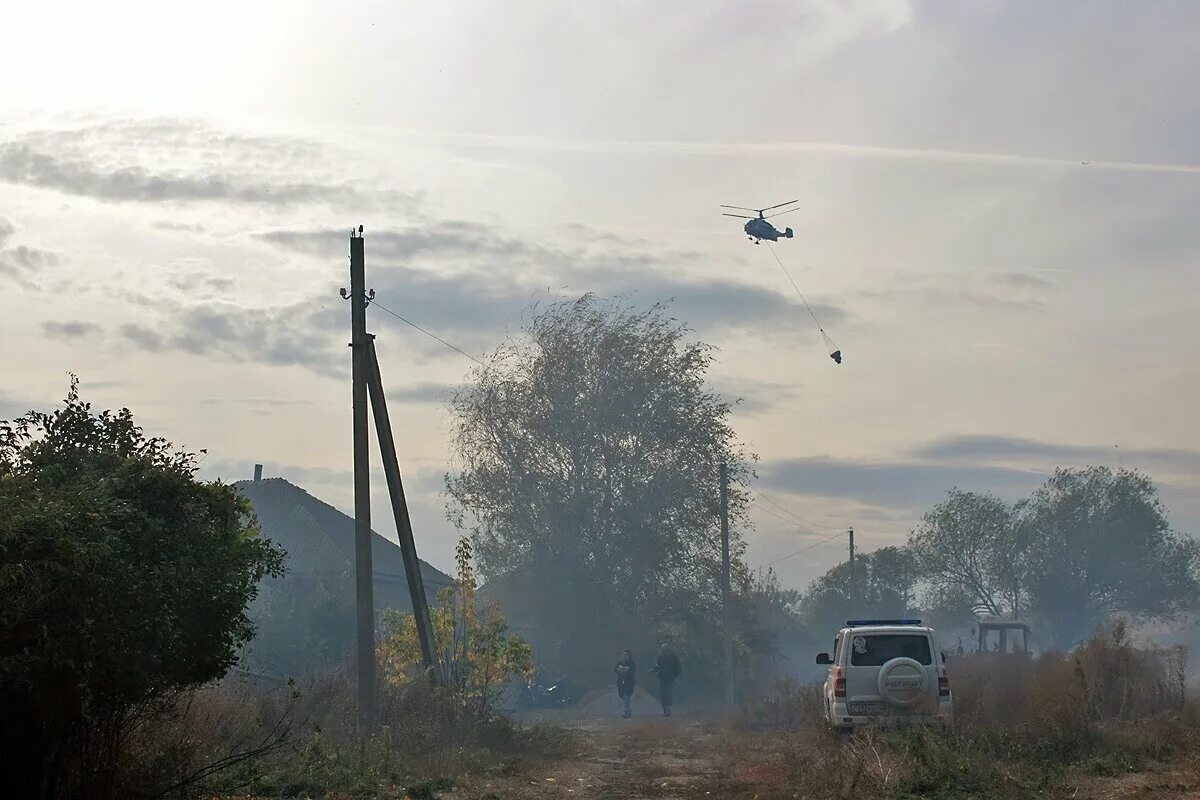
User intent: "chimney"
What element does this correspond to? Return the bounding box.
[253,464,263,482]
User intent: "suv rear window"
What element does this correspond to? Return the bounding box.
[849,634,932,666]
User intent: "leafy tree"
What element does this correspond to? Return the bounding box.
[0,381,284,798]
[1021,467,1200,648]
[907,489,1028,618]
[377,537,533,720]
[445,295,755,692]
[798,546,918,632]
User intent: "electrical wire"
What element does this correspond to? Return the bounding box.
[756,528,850,569]
[751,486,835,530]
[751,501,828,539]
[370,299,488,367]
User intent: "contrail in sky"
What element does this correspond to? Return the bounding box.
[389,130,1200,176]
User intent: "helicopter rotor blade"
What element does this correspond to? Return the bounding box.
[722,213,755,219]
[765,206,802,220]
[761,199,800,213]
[720,205,760,213]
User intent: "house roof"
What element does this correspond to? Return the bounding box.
[233,477,453,592]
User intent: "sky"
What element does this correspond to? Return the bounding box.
[1,0,1198,590]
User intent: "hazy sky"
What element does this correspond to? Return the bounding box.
[2,0,1198,589]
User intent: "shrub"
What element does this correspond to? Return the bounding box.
[0,382,284,798]
[377,537,533,723]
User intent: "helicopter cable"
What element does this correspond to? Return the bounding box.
[764,241,840,357]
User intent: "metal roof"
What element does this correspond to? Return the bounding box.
[233,477,453,601]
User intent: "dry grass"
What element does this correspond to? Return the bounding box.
[120,624,1200,799]
[694,622,1200,800]
[120,667,571,799]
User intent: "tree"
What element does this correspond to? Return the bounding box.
[798,546,918,633]
[1021,467,1200,648]
[907,489,1028,619]
[377,537,533,721]
[0,381,284,798]
[445,295,755,692]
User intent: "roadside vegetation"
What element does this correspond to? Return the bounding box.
[713,621,1199,800]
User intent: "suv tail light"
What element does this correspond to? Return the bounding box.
[833,667,846,698]
[938,675,950,697]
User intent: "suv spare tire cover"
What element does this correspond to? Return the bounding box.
[876,657,928,707]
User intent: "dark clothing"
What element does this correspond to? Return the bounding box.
[614,657,636,698]
[653,652,681,683]
[658,677,675,710]
[653,651,682,716]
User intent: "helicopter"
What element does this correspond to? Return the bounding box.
[721,199,800,243]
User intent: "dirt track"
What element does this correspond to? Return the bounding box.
[463,711,725,800]
[453,709,1200,800]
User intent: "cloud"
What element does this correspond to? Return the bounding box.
[912,434,1200,477]
[166,273,235,294]
[198,397,314,408]
[0,217,62,285]
[758,436,1200,538]
[119,302,344,377]
[760,456,1047,512]
[991,271,1059,291]
[258,224,543,263]
[0,141,362,205]
[853,263,1061,314]
[385,382,460,405]
[153,220,208,233]
[118,323,165,352]
[42,320,102,340]
[0,390,42,422]
[713,378,802,414]
[0,120,418,208]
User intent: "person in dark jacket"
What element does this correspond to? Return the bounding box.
[614,649,636,718]
[651,643,682,717]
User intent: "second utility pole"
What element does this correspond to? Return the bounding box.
[847,526,856,619]
[720,462,734,707]
[349,228,377,731]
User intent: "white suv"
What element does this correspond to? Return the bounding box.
[816,619,952,729]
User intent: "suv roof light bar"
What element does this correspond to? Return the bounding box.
[845,619,923,627]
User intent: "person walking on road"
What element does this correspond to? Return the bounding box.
[651,643,682,717]
[614,649,636,719]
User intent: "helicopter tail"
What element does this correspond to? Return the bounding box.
[784,227,794,238]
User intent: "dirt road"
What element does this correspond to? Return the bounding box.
[462,711,726,800]
[454,710,1200,800]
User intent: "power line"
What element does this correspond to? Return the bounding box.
[370,299,488,367]
[751,486,835,530]
[750,499,829,539]
[756,528,850,569]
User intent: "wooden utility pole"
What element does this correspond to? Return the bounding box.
[349,228,377,730]
[365,338,440,682]
[720,462,734,707]
[847,526,856,619]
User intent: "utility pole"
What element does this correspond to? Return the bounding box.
[847,526,856,619]
[720,462,734,707]
[365,338,440,683]
[348,227,376,731]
